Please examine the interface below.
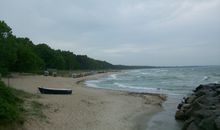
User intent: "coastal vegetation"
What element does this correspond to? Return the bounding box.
[0,20,114,76]
[0,81,24,125]
[0,80,45,130]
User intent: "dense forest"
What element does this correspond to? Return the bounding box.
[0,20,116,75]
[0,20,154,75]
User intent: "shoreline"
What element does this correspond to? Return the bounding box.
[2,73,165,130]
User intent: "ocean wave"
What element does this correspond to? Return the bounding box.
[85,80,102,86]
[141,72,151,75]
[113,82,160,91]
[213,73,220,77]
[86,67,220,96]
[202,76,210,81]
[214,81,220,84]
[154,69,169,73]
[85,82,99,88]
[109,74,117,79]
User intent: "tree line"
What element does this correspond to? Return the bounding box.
[0,20,115,75]
[0,20,157,76]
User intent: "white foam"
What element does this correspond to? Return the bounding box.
[86,80,101,83]
[214,81,220,84]
[85,81,99,88]
[141,72,150,75]
[155,69,168,72]
[85,79,102,88]
[202,76,209,81]
[109,74,117,79]
[114,82,158,91]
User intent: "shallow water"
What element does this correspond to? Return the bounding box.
[146,96,183,130]
[85,66,220,130]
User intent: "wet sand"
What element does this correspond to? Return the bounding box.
[2,73,165,130]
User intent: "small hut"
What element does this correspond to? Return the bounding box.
[44,71,49,76]
[47,68,57,76]
[52,72,57,77]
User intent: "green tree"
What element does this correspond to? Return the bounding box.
[60,51,80,70]
[13,46,44,72]
[35,44,65,70]
[0,21,17,75]
[0,20,120,74]
[0,21,12,39]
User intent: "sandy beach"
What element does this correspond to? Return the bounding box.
[2,73,165,130]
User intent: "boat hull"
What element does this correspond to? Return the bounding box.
[38,87,72,94]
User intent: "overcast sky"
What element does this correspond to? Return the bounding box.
[0,0,220,66]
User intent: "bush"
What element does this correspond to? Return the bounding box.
[0,81,23,124]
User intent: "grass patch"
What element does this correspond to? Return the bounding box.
[0,81,24,124]
[25,101,47,119]
[0,81,46,130]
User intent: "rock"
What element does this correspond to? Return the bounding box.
[216,88,220,95]
[177,103,183,109]
[182,118,194,130]
[185,101,203,117]
[182,104,191,110]
[193,109,213,119]
[215,116,220,130]
[194,84,204,92]
[192,95,206,105]
[176,83,220,130]
[175,110,186,120]
[199,116,216,130]
[209,105,216,110]
[186,122,200,130]
[186,95,197,104]
[195,90,207,97]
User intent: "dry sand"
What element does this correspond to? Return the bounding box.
[2,73,165,130]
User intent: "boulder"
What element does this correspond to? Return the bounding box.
[176,84,220,130]
[199,116,216,130]
[182,104,191,110]
[193,109,213,119]
[215,116,220,130]
[216,88,220,95]
[186,95,197,104]
[175,110,186,120]
[177,103,183,109]
[186,122,200,130]
[182,118,194,130]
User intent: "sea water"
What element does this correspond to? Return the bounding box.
[85,66,220,130]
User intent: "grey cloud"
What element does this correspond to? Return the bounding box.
[0,0,219,65]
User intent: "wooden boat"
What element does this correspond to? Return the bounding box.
[38,87,72,94]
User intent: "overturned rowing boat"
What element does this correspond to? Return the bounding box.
[38,87,72,94]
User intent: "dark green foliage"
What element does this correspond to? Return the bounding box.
[76,55,114,69]
[0,81,23,124]
[60,51,80,70]
[14,46,44,72]
[10,38,44,72]
[0,41,17,75]
[0,81,45,129]
[0,21,17,75]
[0,20,117,74]
[34,44,56,69]
[34,44,66,70]
[0,21,12,38]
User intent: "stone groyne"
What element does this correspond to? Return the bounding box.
[175,83,220,130]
